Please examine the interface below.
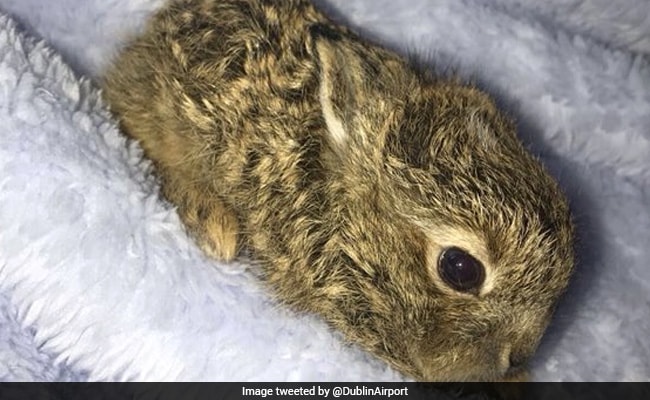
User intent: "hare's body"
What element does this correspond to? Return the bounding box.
[102,0,575,381]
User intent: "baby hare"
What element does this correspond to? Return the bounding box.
[102,0,575,381]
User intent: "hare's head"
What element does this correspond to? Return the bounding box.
[307,24,575,381]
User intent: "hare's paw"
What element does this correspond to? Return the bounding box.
[196,204,239,262]
[178,195,240,262]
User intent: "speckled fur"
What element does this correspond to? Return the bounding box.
[101,0,575,381]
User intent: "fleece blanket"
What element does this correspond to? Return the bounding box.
[0,0,648,382]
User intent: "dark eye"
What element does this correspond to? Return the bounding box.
[437,247,485,293]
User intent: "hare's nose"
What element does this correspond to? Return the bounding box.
[509,351,527,369]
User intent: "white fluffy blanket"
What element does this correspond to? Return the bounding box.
[0,0,649,382]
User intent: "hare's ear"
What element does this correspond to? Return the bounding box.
[310,24,365,148]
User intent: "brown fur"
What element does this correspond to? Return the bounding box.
[101,0,575,381]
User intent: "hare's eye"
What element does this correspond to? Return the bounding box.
[437,247,485,293]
